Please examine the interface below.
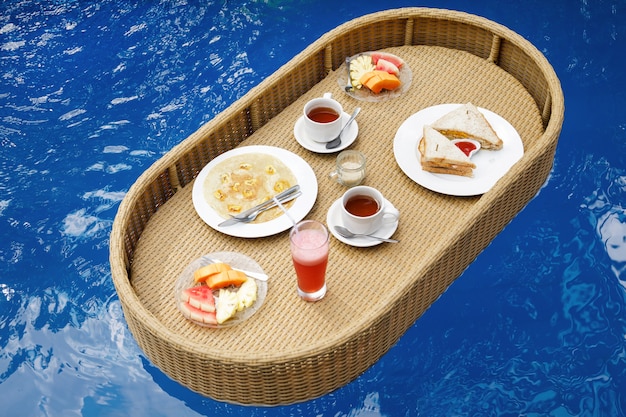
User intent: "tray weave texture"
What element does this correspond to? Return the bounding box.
[109,8,564,405]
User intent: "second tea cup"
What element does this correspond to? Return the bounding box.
[340,186,399,235]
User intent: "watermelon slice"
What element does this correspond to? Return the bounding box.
[181,285,215,312]
[179,301,218,325]
[370,52,404,68]
[375,58,400,75]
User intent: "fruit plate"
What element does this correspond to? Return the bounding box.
[174,252,268,328]
[337,51,412,102]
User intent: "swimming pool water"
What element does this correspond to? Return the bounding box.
[1,0,625,415]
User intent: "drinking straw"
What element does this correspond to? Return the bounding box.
[273,195,297,227]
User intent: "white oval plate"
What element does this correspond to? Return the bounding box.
[393,104,524,196]
[192,146,318,238]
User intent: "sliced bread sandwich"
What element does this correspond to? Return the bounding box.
[430,102,503,150]
[419,125,476,177]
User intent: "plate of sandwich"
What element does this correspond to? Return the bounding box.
[393,103,524,196]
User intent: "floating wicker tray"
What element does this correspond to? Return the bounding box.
[109,8,564,405]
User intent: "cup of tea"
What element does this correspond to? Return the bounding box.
[329,150,366,187]
[303,92,343,143]
[290,220,329,301]
[340,186,399,235]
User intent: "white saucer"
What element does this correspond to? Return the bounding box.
[294,111,359,154]
[326,197,399,247]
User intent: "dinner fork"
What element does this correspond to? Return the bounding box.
[204,257,269,281]
[218,187,301,227]
[344,57,353,92]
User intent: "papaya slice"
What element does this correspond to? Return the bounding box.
[206,269,248,290]
[193,262,232,283]
[360,70,401,94]
[377,73,401,92]
[358,71,378,87]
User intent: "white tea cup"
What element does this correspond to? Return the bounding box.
[340,186,399,235]
[303,92,343,143]
[329,150,366,187]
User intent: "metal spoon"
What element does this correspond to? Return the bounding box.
[334,225,398,243]
[325,107,361,149]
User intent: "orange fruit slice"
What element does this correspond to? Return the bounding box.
[207,269,248,290]
[193,262,232,283]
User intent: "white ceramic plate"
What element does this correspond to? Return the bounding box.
[393,104,524,196]
[192,146,318,238]
[294,111,359,153]
[174,252,268,328]
[326,197,399,247]
[337,51,412,102]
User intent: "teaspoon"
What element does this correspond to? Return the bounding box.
[325,107,360,149]
[334,225,398,243]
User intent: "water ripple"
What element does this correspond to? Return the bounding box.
[1,0,625,416]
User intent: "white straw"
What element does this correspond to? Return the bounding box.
[273,195,297,227]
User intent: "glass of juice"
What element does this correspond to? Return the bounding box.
[290,220,329,301]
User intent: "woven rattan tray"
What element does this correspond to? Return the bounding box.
[109,8,564,405]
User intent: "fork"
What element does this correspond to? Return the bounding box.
[204,257,269,281]
[218,188,301,227]
[344,57,353,92]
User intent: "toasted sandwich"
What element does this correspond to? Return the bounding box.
[430,103,503,150]
[419,125,476,177]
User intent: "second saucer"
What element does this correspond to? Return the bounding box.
[326,197,399,247]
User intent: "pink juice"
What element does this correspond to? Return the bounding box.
[290,228,329,294]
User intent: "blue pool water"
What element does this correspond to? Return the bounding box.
[1,0,625,415]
